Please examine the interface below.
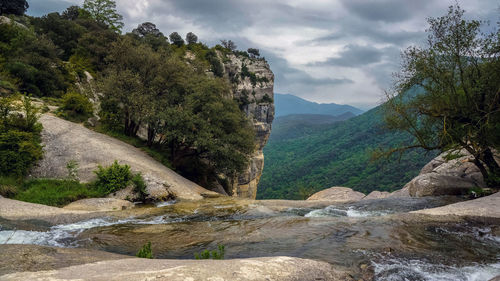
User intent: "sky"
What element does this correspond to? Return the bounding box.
[28,0,499,110]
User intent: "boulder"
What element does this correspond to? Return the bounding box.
[31,114,219,201]
[363,191,390,200]
[63,198,134,212]
[307,186,365,203]
[400,150,497,197]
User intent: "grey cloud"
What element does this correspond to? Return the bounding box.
[311,44,384,67]
[340,0,433,23]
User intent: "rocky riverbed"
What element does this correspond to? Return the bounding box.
[1,194,500,280]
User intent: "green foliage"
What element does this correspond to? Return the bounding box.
[169,32,184,47]
[58,92,93,122]
[136,242,153,259]
[94,160,132,194]
[257,107,438,199]
[383,5,500,188]
[194,245,225,260]
[132,173,148,201]
[0,177,21,197]
[66,159,79,181]
[83,0,124,32]
[0,96,43,178]
[13,179,103,207]
[185,32,198,45]
[0,0,29,16]
[259,94,273,103]
[205,49,224,77]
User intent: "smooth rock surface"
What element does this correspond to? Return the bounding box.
[1,256,352,281]
[63,198,134,212]
[404,151,494,197]
[363,191,390,200]
[307,187,365,203]
[31,114,218,201]
[0,197,89,220]
[412,191,500,218]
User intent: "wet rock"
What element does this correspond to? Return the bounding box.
[307,187,365,203]
[363,191,390,200]
[0,197,89,220]
[63,198,134,212]
[489,275,500,281]
[2,255,353,281]
[412,191,500,218]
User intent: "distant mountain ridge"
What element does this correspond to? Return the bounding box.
[274,93,364,117]
[258,103,438,199]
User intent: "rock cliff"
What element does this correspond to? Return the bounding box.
[222,54,275,199]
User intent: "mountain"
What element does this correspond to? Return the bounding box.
[257,104,438,199]
[274,93,364,117]
[269,113,355,141]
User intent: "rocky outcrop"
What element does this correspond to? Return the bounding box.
[1,255,352,281]
[63,198,134,212]
[307,186,365,202]
[222,54,275,199]
[363,190,390,200]
[403,151,495,197]
[31,114,219,201]
[412,191,500,218]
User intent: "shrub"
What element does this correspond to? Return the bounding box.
[94,160,132,194]
[0,177,21,197]
[59,92,93,122]
[136,241,153,258]
[194,245,225,260]
[132,172,148,201]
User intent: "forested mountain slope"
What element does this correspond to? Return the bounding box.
[257,105,438,199]
[274,93,363,117]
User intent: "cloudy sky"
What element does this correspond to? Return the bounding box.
[28,0,499,110]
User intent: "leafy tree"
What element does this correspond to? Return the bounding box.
[185,32,198,45]
[83,0,124,32]
[247,48,260,57]
[220,39,237,51]
[62,6,80,20]
[169,32,184,47]
[132,22,163,38]
[0,0,29,16]
[383,5,500,188]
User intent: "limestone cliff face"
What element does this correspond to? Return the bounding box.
[222,54,275,198]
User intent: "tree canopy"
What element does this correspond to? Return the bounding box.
[383,5,500,188]
[0,0,28,16]
[83,0,123,32]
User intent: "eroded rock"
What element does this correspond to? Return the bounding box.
[63,198,134,212]
[307,186,365,203]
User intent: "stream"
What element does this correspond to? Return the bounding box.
[1,196,499,280]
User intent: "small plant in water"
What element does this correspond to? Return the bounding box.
[194,245,225,260]
[136,241,153,259]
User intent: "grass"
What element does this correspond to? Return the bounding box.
[9,178,104,207]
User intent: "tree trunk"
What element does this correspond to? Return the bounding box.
[481,148,500,188]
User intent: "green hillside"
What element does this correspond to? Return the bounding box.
[257,105,438,199]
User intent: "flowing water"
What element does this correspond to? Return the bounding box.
[1,196,499,280]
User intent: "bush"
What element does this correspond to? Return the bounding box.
[194,245,225,260]
[132,172,148,201]
[58,92,93,122]
[0,177,21,197]
[94,160,132,194]
[136,241,153,258]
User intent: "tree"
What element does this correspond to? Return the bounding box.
[0,0,28,16]
[132,22,163,38]
[83,0,124,32]
[169,32,184,47]
[62,6,80,20]
[220,40,237,51]
[383,5,500,188]
[186,32,198,45]
[247,48,260,57]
